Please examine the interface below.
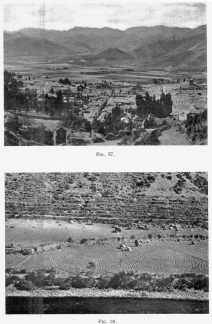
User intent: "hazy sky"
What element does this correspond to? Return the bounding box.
[4,2,206,31]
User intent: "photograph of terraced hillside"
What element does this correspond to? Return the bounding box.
[5,172,208,314]
[4,2,207,146]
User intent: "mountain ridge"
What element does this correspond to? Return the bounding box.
[4,25,207,69]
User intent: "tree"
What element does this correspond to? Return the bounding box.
[56,90,63,102]
[112,104,122,119]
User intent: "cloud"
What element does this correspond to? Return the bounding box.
[4,2,207,31]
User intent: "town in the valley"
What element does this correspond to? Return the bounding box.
[4,65,207,146]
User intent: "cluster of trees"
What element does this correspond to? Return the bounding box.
[4,71,37,113]
[77,81,87,92]
[153,78,164,84]
[58,78,72,85]
[98,104,124,134]
[133,92,173,118]
[42,90,65,116]
[185,110,207,143]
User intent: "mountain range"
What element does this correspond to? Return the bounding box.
[4,25,207,69]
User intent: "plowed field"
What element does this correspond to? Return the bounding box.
[6,242,208,275]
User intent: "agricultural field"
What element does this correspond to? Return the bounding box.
[5,218,208,246]
[6,218,208,276]
[6,240,208,275]
[4,60,174,84]
[5,219,120,245]
[4,58,207,86]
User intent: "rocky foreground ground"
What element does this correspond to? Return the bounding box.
[6,286,208,301]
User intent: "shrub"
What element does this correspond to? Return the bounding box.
[44,271,56,286]
[67,237,75,244]
[155,276,174,291]
[6,275,19,287]
[71,275,95,288]
[59,280,72,290]
[25,271,36,283]
[87,262,96,271]
[14,279,34,291]
[5,268,13,274]
[52,277,66,286]
[80,238,88,244]
[193,274,209,292]
[25,270,46,288]
[172,277,193,291]
[108,272,135,289]
[95,276,110,289]
[19,269,27,274]
[130,235,135,240]
[8,268,19,274]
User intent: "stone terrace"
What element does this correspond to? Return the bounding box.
[5,173,208,227]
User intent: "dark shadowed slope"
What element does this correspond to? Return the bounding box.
[4,36,75,57]
[94,48,133,61]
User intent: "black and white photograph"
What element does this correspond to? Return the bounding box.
[4,1,207,146]
[5,172,208,314]
[2,0,211,321]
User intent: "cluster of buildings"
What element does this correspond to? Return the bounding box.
[171,79,207,122]
[15,73,207,146]
[20,71,207,125]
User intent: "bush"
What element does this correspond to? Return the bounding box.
[25,270,46,288]
[108,272,135,289]
[5,268,13,274]
[80,238,88,244]
[87,262,96,271]
[59,280,72,290]
[52,277,66,286]
[19,269,27,274]
[67,237,75,244]
[44,271,56,286]
[71,275,95,288]
[95,276,110,289]
[14,279,34,291]
[6,275,19,287]
[193,274,209,292]
[172,277,193,291]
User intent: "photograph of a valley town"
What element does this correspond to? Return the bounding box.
[4,1,207,146]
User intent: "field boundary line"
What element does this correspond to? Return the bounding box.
[11,254,33,269]
[166,246,208,263]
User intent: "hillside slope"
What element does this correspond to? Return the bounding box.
[5,173,208,226]
[4,36,74,57]
[94,48,133,61]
